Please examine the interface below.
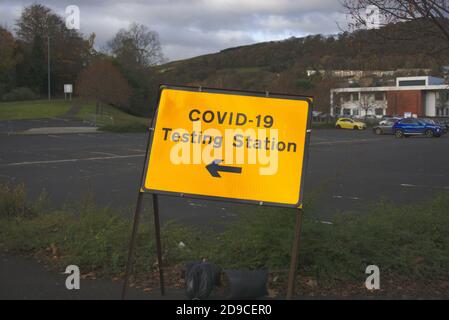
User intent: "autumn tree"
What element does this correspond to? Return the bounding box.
[76,58,132,113]
[0,27,20,96]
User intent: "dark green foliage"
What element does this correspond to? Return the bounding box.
[2,87,37,101]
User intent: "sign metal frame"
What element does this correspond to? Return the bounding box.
[140,84,313,208]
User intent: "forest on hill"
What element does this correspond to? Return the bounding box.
[154,19,449,112]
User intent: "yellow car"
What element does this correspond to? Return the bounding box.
[335,118,367,130]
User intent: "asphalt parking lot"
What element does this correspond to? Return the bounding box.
[1,128,448,223]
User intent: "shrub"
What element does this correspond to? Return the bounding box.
[2,87,37,102]
[0,183,35,219]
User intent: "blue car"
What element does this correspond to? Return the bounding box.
[393,118,443,138]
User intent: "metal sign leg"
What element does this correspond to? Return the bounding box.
[121,192,144,300]
[152,194,165,295]
[286,209,303,300]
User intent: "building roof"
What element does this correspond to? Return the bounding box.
[331,76,448,93]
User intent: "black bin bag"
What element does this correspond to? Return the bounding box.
[184,261,222,300]
[224,269,268,299]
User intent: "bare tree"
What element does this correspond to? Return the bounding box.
[343,1,449,48]
[358,93,375,119]
[107,22,165,69]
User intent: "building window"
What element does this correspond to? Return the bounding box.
[351,93,359,101]
[361,93,373,101]
[335,107,341,115]
[343,108,351,115]
[375,108,384,116]
[374,92,385,101]
[353,108,359,116]
[341,93,351,102]
[398,80,426,86]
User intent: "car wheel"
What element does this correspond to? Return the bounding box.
[425,129,433,137]
[375,128,382,135]
[336,124,341,129]
[395,129,404,138]
[353,125,358,130]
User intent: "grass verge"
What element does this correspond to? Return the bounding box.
[76,102,150,132]
[311,122,335,129]
[1,183,448,297]
[0,99,71,120]
[0,99,150,133]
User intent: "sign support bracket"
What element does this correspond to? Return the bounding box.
[286,208,303,300]
[152,194,165,295]
[121,191,144,299]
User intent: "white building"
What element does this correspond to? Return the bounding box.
[330,76,449,118]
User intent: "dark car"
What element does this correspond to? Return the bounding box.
[372,120,397,135]
[422,118,447,135]
[393,118,443,138]
[435,119,449,134]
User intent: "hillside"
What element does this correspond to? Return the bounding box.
[153,19,449,112]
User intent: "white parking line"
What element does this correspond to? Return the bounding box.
[311,138,388,146]
[1,154,145,167]
[89,151,119,157]
[332,195,361,200]
[400,183,449,189]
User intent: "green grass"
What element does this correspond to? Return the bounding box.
[1,182,449,289]
[0,99,71,120]
[0,98,150,132]
[76,103,150,132]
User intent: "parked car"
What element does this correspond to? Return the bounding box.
[425,119,448,134]
[392,118,443,138]
[335,118,367,130]
[439,119,449,130]
[379,117,401,125]
[372,120,396,135]
[364,115,380,124]
[436,119,449,134]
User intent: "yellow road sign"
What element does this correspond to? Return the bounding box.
[141,85,312,208]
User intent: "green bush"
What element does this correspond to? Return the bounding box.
[2,87,38,102]
[295,78,313,90]
[0,183,35,219]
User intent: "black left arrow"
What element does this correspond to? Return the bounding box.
[206,159,242,178]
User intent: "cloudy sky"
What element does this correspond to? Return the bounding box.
[0,0,348,61]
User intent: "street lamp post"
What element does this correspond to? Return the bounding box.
[47,34,51,101]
